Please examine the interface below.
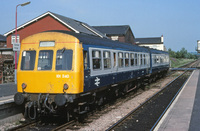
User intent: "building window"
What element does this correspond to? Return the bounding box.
[11,35,20,44]
[118,52,124,68]
[92,50,101,70]
[111,36,119,41]
[103,51,111,69]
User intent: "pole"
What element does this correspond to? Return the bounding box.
[15,5,19,84]
[14,2,30,84]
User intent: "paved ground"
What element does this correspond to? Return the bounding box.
[155,70,200,131]
[0,83,17,97]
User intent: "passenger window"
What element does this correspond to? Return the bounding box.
[92,50,101,70]
[83,51,88,69]
[143,54,146,65]
[154,55,156,64]
[38,50,53,70]
[125,53,129,67]
[160,56,163,64]
[156,56,160,64]
[118,52,124,68]
[131,53,134,66]
[140,54,143,65]
[21,51,36,70]
[135,53,138,66]
[56,49,73,70]
[103,51,111,69]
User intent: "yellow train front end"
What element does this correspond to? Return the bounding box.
[14,32,84,119]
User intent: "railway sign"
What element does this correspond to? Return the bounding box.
[13,43,21,51]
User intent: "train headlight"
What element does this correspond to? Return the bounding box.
[22,83,27,89]
[63,83,69,90]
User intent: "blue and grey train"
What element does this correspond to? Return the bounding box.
[14,30,170,119]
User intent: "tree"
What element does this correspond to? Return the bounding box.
[168,48,176,58]
[168,47,197,59]
[179,47,187,58]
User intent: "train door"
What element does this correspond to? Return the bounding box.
[83,50,91,90]
[112,51,118,72]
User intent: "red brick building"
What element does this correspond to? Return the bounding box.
[4,11,107,47]
[3,11,107,84]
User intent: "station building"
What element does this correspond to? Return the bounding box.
[135,35,167,51]
[93,25,135,44]
[4,11,107,48]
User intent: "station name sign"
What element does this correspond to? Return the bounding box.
[13,43,21,51]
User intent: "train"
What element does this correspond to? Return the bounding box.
[14,30,170,120]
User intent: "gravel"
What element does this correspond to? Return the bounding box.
[79,72,183,130]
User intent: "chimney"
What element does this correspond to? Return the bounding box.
[161,35,164,43]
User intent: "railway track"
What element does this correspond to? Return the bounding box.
[106,69,195,130]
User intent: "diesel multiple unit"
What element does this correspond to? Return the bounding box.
[14,31,169,119]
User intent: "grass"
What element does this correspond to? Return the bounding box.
[170,58,196,68]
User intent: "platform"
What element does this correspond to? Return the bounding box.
[0,83,17,105]
[155,69,200,131]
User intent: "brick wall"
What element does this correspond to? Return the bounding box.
[6,15,71,48]
[0,54,14,83]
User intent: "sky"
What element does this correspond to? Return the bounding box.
[1,0,200,52]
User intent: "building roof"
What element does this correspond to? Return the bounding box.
[4,11,107,38]
[93,25,131,36]
[135,37,163,44]
[0,34,6,42]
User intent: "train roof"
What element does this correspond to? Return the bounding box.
[47,30,148,52]
[149,48,168,54]
[46,30,168,54]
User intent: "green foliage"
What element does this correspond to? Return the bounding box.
[168,48,197,59]
[170,58,195,68]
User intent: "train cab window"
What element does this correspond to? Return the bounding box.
[103,51,111,69]
[92,50,101,70]
[125,53,129,67]
[83,51,88,69]
[56,49,73,70]
[21,51,36,70]
[38,50,53,70]
[131,53,134,66]
[135,53,138,66]
[118,52,124,68]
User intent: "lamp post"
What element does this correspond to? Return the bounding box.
[15,1,31,84]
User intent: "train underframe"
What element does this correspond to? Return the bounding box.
[15,69,168,120]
